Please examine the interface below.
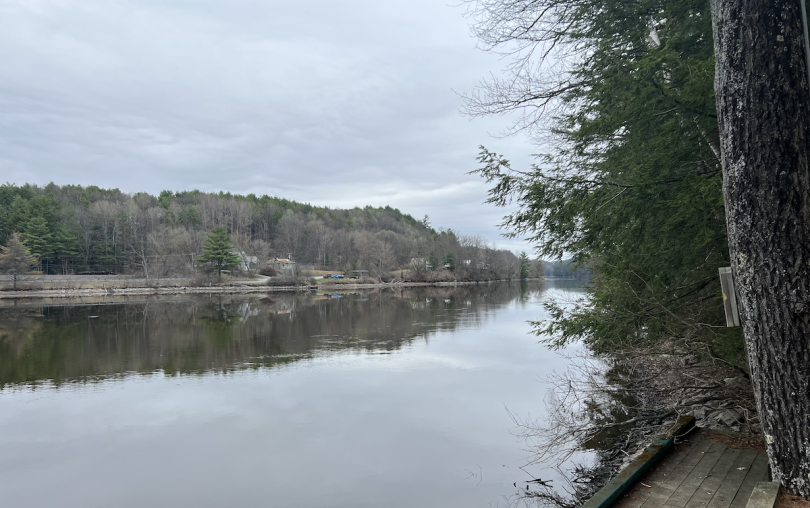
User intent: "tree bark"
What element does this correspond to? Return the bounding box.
[711,0,810,497]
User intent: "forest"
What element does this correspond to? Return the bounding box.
[0,183,522,280]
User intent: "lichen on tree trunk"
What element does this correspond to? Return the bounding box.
[711,0,810,498]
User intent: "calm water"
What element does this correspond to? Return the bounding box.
[0,280,587,508]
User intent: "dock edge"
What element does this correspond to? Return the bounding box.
[581,415,696,508]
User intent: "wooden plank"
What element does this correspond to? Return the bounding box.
[705,450,759,508]
[616,440,701,508]
[729,453,772,508]
[640,438,716,507]
[582,438,675,508]
[683,448,742,508]
[639,438,717,508]
[664,442,728,507]
[745,482,781,508]
[751,455,771,482]
[587,417,698,508]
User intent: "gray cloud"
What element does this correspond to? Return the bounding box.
[0,0,537,252]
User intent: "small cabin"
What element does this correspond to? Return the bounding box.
[269,258,296,273]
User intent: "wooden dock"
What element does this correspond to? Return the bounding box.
[613,431,771,508]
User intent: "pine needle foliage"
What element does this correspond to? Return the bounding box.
[198,227,241,280]
[465,0,742,360]
[21,217,54,263]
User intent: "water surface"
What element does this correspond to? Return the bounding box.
[0,280,586,508]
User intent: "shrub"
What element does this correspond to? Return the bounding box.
[259,266,278,277]
[264,275,314,287]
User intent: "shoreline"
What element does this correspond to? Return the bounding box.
[0,278,527,300]
[564,351,761,504]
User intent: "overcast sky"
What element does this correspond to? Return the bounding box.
[0,0,537,252]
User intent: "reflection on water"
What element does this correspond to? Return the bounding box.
[0,283,552,387]
[0,280,592,508]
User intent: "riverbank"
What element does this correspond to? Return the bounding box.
[555,351,762,505]
[0,278,523,300]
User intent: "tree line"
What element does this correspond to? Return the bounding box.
[0,183,520,280]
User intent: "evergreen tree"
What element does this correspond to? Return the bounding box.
[180,206,200,227]
[198,227,241,280]
[0,232,37,290]
[51,224,78,274]
[5,195,31,238]
[518,252,529,280]
[444,252,456,271]
[21,217,54,266]
[158,190,176,209]
[466,0,735,357]
[428,252,439,270]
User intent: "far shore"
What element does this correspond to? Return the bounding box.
[0,278,537,301]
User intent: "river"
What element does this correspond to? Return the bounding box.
[0,280,588,508]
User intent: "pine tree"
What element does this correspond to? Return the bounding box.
[518,252,529,280]
[0,232,37,290]
[444,252,456,271]
[158,190,176,209]
[466,0,733,355]
[5,195,31,238]
[21,217,54,267]
[52,224,78,273]
[197,227,241,280]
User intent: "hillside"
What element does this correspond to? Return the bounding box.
[0,183,519,280]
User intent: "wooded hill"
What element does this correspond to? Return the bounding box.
[0,183,520,279]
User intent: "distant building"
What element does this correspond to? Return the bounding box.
[236,252,259,271]
[269,258,296,274]
[410,258,433,270]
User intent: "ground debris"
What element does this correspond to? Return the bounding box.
[511,346,761,507]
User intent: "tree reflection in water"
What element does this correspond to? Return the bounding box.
[505,351,706,508]
[1,280,641,508]
[503,353,643,508]
[0,283,532,388]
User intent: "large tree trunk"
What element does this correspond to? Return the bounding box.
[711,0,810,497]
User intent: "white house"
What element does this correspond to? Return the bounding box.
[236,252,259,271]
[409,258,433,270]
